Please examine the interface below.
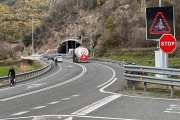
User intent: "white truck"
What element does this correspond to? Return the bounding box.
[73,46,90,63]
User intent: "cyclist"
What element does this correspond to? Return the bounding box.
[8,66,16,87]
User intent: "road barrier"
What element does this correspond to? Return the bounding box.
[0,60,51,87]
[91,58,124,67]
[124,64,180,96]
[92,58,180,97]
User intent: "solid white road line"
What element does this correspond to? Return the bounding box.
[99,78,118,94]
[0,64,86,102]
[96,64,116,88]
[72,94,122,116]
[0,115,139,120]
[11,111,29,116]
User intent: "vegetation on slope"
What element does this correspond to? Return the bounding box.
[0,0,180,59]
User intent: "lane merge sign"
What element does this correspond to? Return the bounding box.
[146,6,175,40]
[159,34,176,54]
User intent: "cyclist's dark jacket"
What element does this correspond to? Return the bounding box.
[8,68,16,79]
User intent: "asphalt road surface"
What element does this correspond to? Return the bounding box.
[0,59,180,120]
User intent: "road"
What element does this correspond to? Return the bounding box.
[0,59,180,120]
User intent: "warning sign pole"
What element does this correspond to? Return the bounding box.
[155,0,168,78]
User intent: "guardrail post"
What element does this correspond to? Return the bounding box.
[170,85,174,97]
[144,82,147,92]
[132,81,136,91]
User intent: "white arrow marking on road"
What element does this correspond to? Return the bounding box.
[27,83,46,89]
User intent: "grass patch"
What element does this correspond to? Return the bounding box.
[0,60,44,77]
[0,66,10,77]
[103,51,180,68]
[125,83,180,98]
[102,49,180,97]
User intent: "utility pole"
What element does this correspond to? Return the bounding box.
[77,0,79,8]
[32,16,34,55]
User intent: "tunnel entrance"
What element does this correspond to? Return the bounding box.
[57,40,81,54]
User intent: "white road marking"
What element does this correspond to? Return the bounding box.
[165,104,180,114]
[164,111,180,114]
[61,98,71,101]
[71,94,80,97]
[0,115,139,120]
[99,78,118,94]
[32,106,46,110]
[64,117,73,120]
[27,83,46,89]
[66,64,120,120]
[72,94,122,116]
[32,116,45,120]
[48,101,60,105]
[11,111,29,116]
[96,64,116,88]
[170,104,180,107]
[0,64,86,102]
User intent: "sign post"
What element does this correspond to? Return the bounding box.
[146,0,175,79]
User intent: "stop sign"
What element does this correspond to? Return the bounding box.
[159,34,176,54]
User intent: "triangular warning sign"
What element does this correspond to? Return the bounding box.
[149,12,171,34]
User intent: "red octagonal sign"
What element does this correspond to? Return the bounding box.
[159,34,176,54]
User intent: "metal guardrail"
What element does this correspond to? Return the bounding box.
[0,60,51,87]
[91,58,124,67]
[124,64,180,96]
[92,58,180,96]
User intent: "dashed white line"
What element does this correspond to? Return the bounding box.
[71,94,80,97]
[11,111,29,116]
[32,106,46,110]
[164,111,180,114]
[48,101,61,105]
[61,98,71,101]
[170,104,180,107]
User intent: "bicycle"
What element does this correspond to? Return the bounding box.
[9,76,16,87]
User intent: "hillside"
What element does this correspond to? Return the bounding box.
[0,0,54,43]
[0,0,180,59]
[0,0,56,59]
[34,0,180,56]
